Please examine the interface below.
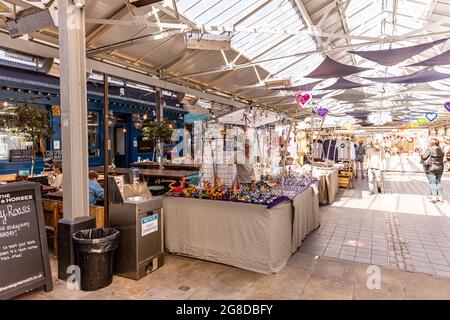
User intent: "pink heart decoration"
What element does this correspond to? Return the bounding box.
[295,92,312,107]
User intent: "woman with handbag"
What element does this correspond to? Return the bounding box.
[420,138,445,203]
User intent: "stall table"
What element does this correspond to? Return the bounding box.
[163,183,320,274]
[314,168,339,205]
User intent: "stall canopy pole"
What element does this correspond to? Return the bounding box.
[103,73,110,227]
[311,112,326,177]
[155,88,163,165]
[310,110,316,178]
[281,119,293,195]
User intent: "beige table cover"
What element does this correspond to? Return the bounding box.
[291,185,320,253]
[163,197,293,274]
[315,168,339,205]
[163,185,320,274]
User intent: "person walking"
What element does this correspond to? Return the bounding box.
[355,140,366,179]
[421,138,445,203]
[366,142,386,194]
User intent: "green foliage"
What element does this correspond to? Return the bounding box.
[2,105,53,175]
[2,105,53,144]
[141,120,173,142]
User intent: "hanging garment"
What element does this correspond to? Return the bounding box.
[336,139,351,161]
[323,139,338,160]
[313,140,324,160]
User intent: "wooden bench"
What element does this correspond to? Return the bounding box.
[0,173,18,183]
[42,199,105,257]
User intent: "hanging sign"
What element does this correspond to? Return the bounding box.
[51,106,60,116]
[0,183,53,300]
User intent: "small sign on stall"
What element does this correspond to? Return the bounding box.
[141,214,158,237]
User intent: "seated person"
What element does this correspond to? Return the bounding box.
[89,170,104,205]
[48,162,63,191]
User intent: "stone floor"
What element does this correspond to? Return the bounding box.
[18,172,450,300]
[300,172,450,278]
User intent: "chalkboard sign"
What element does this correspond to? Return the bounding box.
[9,149,32,162]
[0,183,52,299]
[43,150,62,172]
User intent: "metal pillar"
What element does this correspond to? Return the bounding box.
[155,88,163,164]
[103,73,110,226]
[58,0,89,220]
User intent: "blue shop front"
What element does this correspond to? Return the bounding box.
[0,65,186,175]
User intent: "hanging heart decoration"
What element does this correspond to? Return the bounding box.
[314,106,329,117]
[295,91,312,107]
[425,112,437,122]
[444,102,450,112]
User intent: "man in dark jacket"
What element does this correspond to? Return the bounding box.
[421,138,445,203]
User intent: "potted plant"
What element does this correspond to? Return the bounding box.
[2,105,53,176]
[141,120,173,165]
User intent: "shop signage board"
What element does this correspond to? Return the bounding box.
[43,150,62,171]
[9,149,32,162]
[0,182,53,300]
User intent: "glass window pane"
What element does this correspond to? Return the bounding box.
[87,111,100,157]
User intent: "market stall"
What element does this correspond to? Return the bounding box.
[163,197,293,274]
[162,178,320,274]
[313,167,339,205]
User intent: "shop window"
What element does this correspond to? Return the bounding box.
[0,129,32,161]
[87,111,100,157]
[137,123,154,154]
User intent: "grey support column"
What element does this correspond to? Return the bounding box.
[58,0,90,219]
[57,0,95,280]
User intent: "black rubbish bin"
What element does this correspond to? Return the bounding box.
[73,228,120,291]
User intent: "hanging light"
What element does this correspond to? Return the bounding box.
[2,101,8,108]
[132,114,143,129]
[123,128,127,133]
[107,111,116,127]
[142,112,148,121]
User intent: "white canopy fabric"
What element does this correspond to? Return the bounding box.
[0,0,450,127]
[217,108,280,128]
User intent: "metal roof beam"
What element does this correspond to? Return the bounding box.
[0,31,247,108]
[86,6,131,48]
[84,18,381,41]
[86,29,186,56]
